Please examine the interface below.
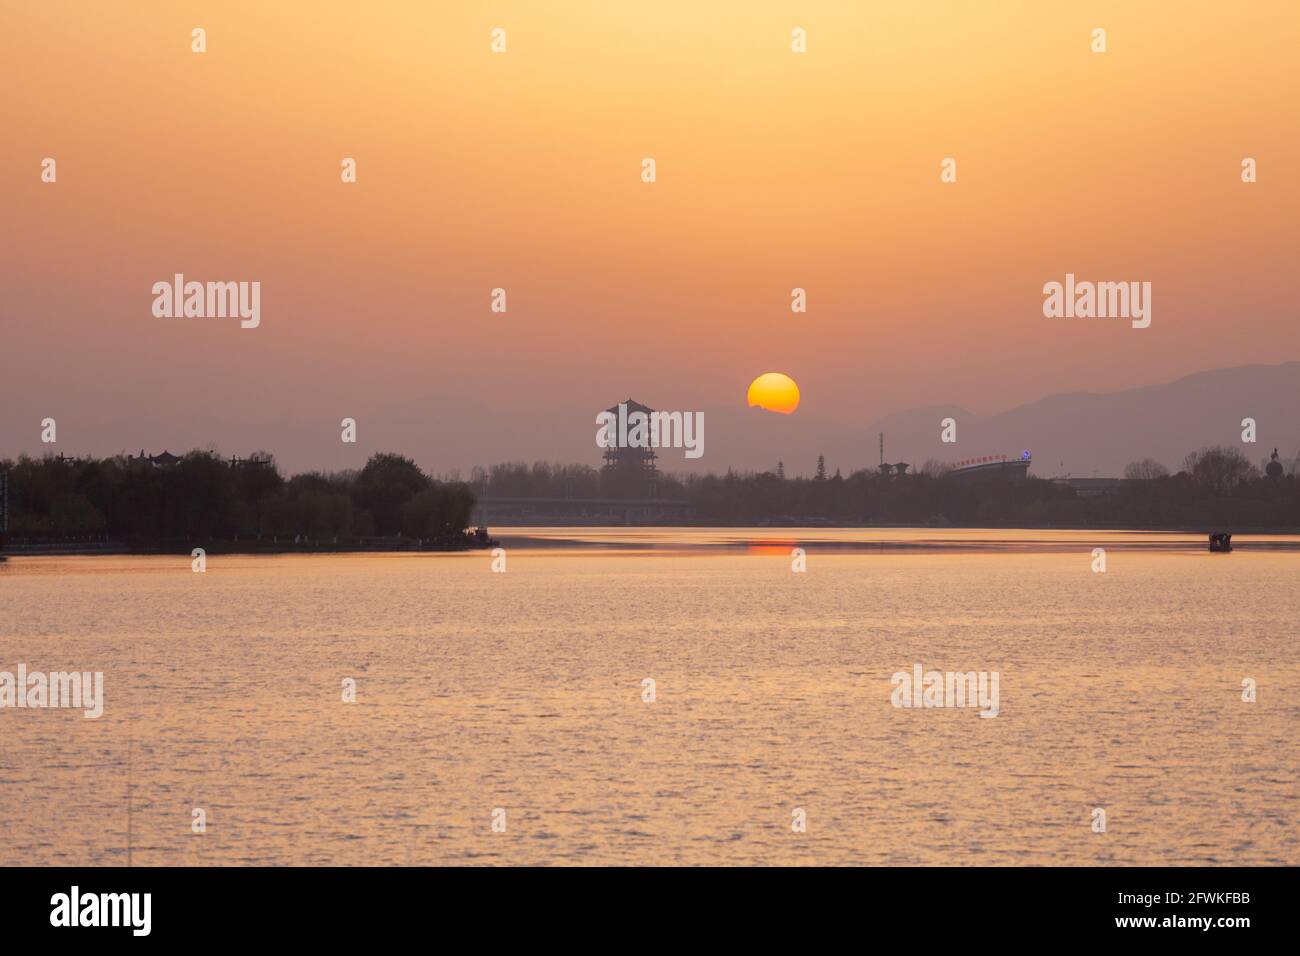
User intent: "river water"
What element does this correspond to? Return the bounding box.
[1,529,1296,865]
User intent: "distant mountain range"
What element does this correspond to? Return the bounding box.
[685,362,1300,479]
[5,363,1296,479]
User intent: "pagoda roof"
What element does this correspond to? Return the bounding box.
[606,398,656,416]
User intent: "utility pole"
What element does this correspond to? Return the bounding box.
[879,433,884,468]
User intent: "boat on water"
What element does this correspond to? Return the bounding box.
[1209,533,1233,553]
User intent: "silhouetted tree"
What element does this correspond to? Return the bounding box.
[1124,458,1170,480]
[354,453,432,535]
[0,449,476,544]
[1181,446,1257,496]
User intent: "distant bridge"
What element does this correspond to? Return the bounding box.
[472,496,691,526]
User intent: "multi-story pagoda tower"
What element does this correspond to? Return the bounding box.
[601,398,660,498]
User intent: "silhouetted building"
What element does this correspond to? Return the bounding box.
[131,449,181,467]
[949,451,1032,484]
[601,399,659,476]
[229,455,273,470]
[1266,448,1284,478]
[1057,477,1123,496]
[601,398,660,498]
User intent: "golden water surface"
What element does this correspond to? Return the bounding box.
[1,529,1296,865]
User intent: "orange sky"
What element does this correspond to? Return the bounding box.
[2,1,1297,471]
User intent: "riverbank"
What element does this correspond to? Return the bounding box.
[485,526,1300,554]
[479,514,1300,533]
[1,530,498,557]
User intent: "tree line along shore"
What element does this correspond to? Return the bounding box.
[1,444,1296,551]
[2,451,481,552]
[474,445,1298,530]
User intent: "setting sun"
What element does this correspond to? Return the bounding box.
[747,372,800,415]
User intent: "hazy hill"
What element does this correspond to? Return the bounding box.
[686,362,1300,478]
[5,363,1296,480]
